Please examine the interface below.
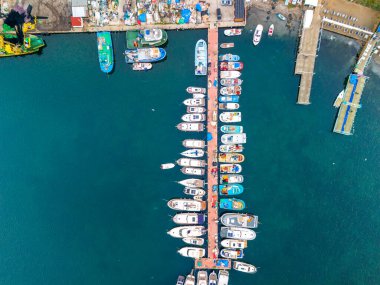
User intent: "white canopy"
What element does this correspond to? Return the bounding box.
[72,7,87,18]
[303,10,314,29]
[304,0,318,7]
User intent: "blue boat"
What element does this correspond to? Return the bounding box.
[219,184,244,196]
[97,32,114,73]
[219,96,239,103]
[220,198,245,210]
[219,54,240,61]
[195,39,207,76]
[221,125,243,134]
[124,48,166,63]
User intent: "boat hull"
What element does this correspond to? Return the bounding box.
[220,213,259,228]
[124,47,166,63]
[195,39,208,76]
[219,184,244,195]
[219,96,239,103]
[219,198,246,210]
[97,32,114,73]
[220,175,244,184]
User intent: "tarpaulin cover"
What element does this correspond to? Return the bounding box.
[207,132,213,141]
[138,13,146,22]
[195,3,202,11]
[181,9,191,23]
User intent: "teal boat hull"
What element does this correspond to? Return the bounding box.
[219,184,244,196]
[219,198,245,210]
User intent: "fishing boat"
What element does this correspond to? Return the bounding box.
[219,184,244,196]
[181,167,205,176]
[219,103,240,110]
[276,13,287,21]
[233,261,257,274]
[173,213,206,225]
[124,47,166,63]
[220,112,241,123]
[219,54,240,61]
[183,237,204,246]
[183,98,205,107]
[177,158,206,167]
[184,187,206,196]
[268,24,274,36]
[220,71,241,79]
[220,86,242,96]
[220,174,244,184]
[219,96,239,103]
[187,106,206,113]
[195,39,207,76]
[181,149,205,158]
[168,199,206,211]
[182,114,206,122]
[221,239,247,249]
[221,133,247,144]
[221,227,256,240]
[97,32,114,73]
[220,43,234,49]
[126,29,168,49]
[192,93,206,99]
[218,153,245,163]
[183,140,205,149]
[219,144,244,153]
[253,24,263,46]
[220,248,244,259]
[178,247,205,258]
[221,125,243,134]
[167,226,206,238]
[0,32,45,57]
[217,270,229,285]
[187,87,206,94]
[132,62,152,71]
[161,163,175,169]
[176,275,185,285]
[177,123,205,132]
[219,198,246,210]
[209,271,217,285]
[219,62,244,71]
[224,29,242,36]
[220,79,243,86]
[220,213,259,228]
[185,273,196,285]
[178,179,205,188]
[197,271,208,285]
[220,164,242,174]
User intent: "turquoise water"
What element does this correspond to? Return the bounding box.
[0,29,379,285]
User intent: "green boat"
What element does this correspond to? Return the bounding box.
[126,29,168,49]
[97,32,114,74]
[0,33,44,57]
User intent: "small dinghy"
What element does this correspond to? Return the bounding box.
[220,43,234,49]
[221,125,243,134]
[219,54,240,61]
[183,139,205,149]
[183,98,205,106]
[183,187,206,196]
[186,87,206,94]
[219,184,244,196]
[197,271,208,285]
[183,237,204,246]
[224,29,242,36]
[220,62,243,71]
[176,275,185,285]
[220,71,241,79]
[220,86,242,95]
[253,24,263,46]
[220,213,259,228]
[276,13,286,21]
[178,247,205,258]
[219,198,245,210]
[219,103,240,110]
[221,133,247,144]
[168,226,205,238]
[220,174,244,184]
[268,24,274,36]
[192,93,206,99]
[187,106,206,113]
[161,163,175,169]
[173,213,206,225]
[178,179,204,188]
[209,271,218,285]
[181,167,205,176]
[221,227,256,240]
[219,96,239,103]
[220,248,244,259]
[181,149,205,158]
[219,144,244,153]
[220,164,242,174]
[220,78,243,86]
[233,261,257,274]
[182,114,206,122]
[168,199,206,211]
[218,153,245,163]
[220,112,242,123]
[177,123,205,132]
[193,195,204,201]
[221,239,247,249]
[177,158,206,167]
[132,62,152,71]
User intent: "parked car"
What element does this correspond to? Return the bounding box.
[221,0,232,6]
[217,8,222,21]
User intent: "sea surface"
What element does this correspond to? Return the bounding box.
[0,27,379,285]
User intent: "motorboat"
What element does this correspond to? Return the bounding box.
[219,198,245,210]
[192,93,206,99]
[220,86,242,95]
[233,261,257,274]
[168,199,206,211]
[220,43,234,48]
[177,123,205,132]
[219,54,240,61]
[224,29,242,36]
[183,98,205,106]
[220,213,259,228]
[219,184,244,196]
[221,227,256,240]
[182,114,206,122]
[126,29,168,49]
[276,13,287,21]
[220,125,243,134]
[219,96,239,103]
[161,163,175,169]
[178,247,205,258]
[124,48,166,63]
[185,273,196,285]
[209,271,217,285]
[221,133,246,144]
[197,271,208,285]
[183,237,204,246]
[181,149,205,158]
[173,213,206,225]
[184,187,206,196]
[220,239,247,249]
[167,226,206,238]
[219,144,244,153]
[268,24,274,36]
[219,112,241,123]
[193,195,204,202]
[218,153,245,163]
[217,270,229,285]
[176,275,185,285]
[220,78,243,86]
[187,87,206,94]
[220,71,241,78]
[220,248,244,259]
[183,139,205,149]
[187,106,206,113]
[132,62,152,71]
[253,24,263,46]
[178,179,204,188]
[219,62,243,71]
[219,103,240,110]
[195,39,208,76]
[181,167,205,176]
[220,164,242,174]
[177,158,206,167]
[220,174,244,184]
[97,32,114,74]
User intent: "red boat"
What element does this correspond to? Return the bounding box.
[220,62,244,71]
